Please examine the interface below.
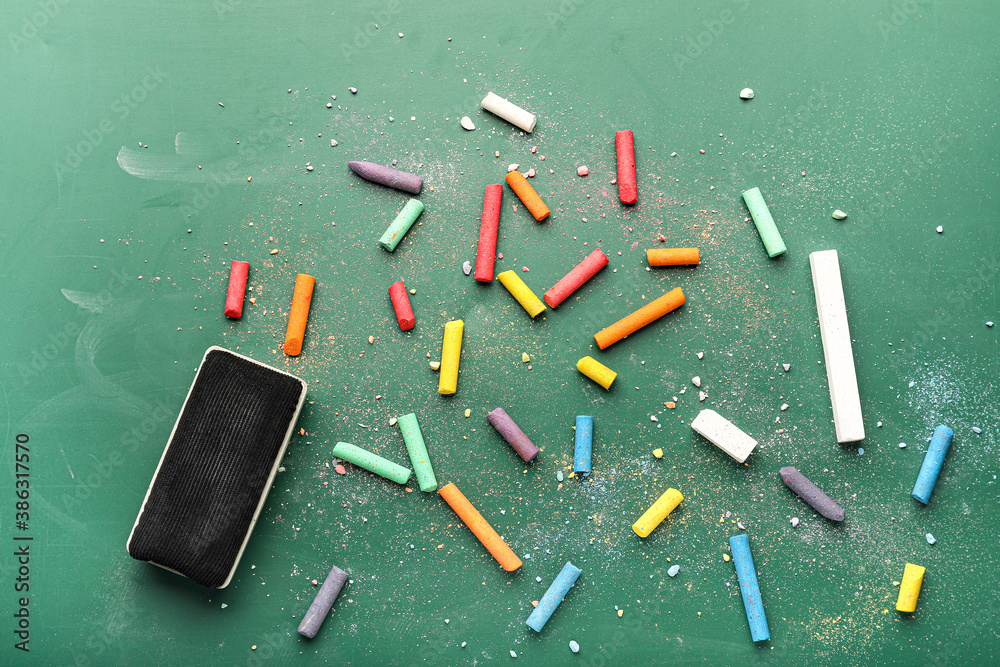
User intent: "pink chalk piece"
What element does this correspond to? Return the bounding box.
[335,465,346,475]
[543,248,609,308]
[577,165,589,177]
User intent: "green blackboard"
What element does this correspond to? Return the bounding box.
[1,0,998,665]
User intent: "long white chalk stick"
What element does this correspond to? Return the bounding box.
[809,250,865,443]
[481,92,537,133]
[691,409,758,463]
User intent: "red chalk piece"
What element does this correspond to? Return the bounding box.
[543,249,609,308]
[224,260,250,318]
[475,184,503,283]
[388,280,416,330]
[615,130,637,205]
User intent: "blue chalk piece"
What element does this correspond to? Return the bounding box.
[911,425,954,504]
[729,534,770,642]
[574,416,593,474]
[526,561,582,632]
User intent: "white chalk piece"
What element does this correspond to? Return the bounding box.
[690,409,758,463]
[481,92,537,133]
[809,250,865,443]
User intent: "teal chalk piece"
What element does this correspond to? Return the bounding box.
[378,199,425,251]
[741,187,786,258]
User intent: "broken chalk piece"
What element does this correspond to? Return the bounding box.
[388,280,416,331]
[779,466,845,521]
[543,248,609,308]
[741,187,786,258]
[224,260,250,318]
[577,356,617,390]
[810,250,865,443]
[691,409,758,463]
[730,533,770,642]
[297,564,349,638]
[632,488,683,538]
[438,482,522,571]
[573,415,593,474]
[497,270,546,318]
[379,199,425,251]
[615,130,638,205]
[647,248,700,267]
[475,184,503,283]
[347,160,422,194]
[911,425,954,504]
[331,442,411,485]
[526,561,582,632]
[505,170,550,221]
[487,407,540,463]
[594,287,685,350]
[438,320,464,395]
[284,274,315,356]
[896,563,925,612]
[481,92,536,133]
[397,413,437,492]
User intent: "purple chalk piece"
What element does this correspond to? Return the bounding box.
[348,160,423,194]
[297,564,349,638]
[780,466,845,522]
[487,407,539,463]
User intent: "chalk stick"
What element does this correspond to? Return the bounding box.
[632,488,683,538]
[224,260,250,318]
[487,407,539,463]
[284,274,315,356]
[779,466,844,521]
[543,249,609,308]
[690,409,758,463]
[438,482,522,571]
[388,280,416,331]
[397,413,437,492]
[573,416,593,474]
[497,270,546,318]
[647,248,700,267]
[297,564,349,638]
[615,130,637,205]
[438,320,463,395]
[576,356,616,390]
[481,92,537,133]
[505,170,550,221]
[730,533,770,642]
[911,425,954,504]
[741,187,786,257]
[331,442,411,485]
[347,160,422,194]
[378,198,425,251]
[526,561,582,632]
[593,287,685,350]
[896,563,925,613]
[809,250,865,443]
[475,184,503,282]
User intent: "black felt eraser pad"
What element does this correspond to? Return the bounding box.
[127,346,307,588]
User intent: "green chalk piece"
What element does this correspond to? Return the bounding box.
[378,199,425,252]
[332,442,411,485]
[741,187,786,258]
[397,413,438,492]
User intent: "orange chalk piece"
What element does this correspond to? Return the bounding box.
[284,274,315,356]
[647,248,700,267]
[505,171,550,222]
[438,482,522,572]
[594,287,685,350]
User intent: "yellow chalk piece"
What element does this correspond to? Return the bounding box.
[577,356,617,390]
[653,448,663,459]
[438,320,464,395]
[632,488,683,538]
[497,271,546,318]
[896,563,925,613]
